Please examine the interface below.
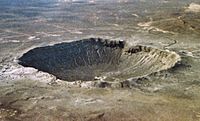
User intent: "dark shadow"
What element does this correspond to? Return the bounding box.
[18,38,125,81]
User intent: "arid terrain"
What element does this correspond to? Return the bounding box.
[0,0,200,121]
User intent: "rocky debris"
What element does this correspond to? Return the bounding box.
[124,45,152,54]
[86,112,105,121]
[89,38,126,48]
[120,77,150,88]
[0,106,20,120]
[94,81,111,88]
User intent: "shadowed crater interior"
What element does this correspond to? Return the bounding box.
[18,38,181,81]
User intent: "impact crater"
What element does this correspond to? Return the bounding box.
[18,38,181,81]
